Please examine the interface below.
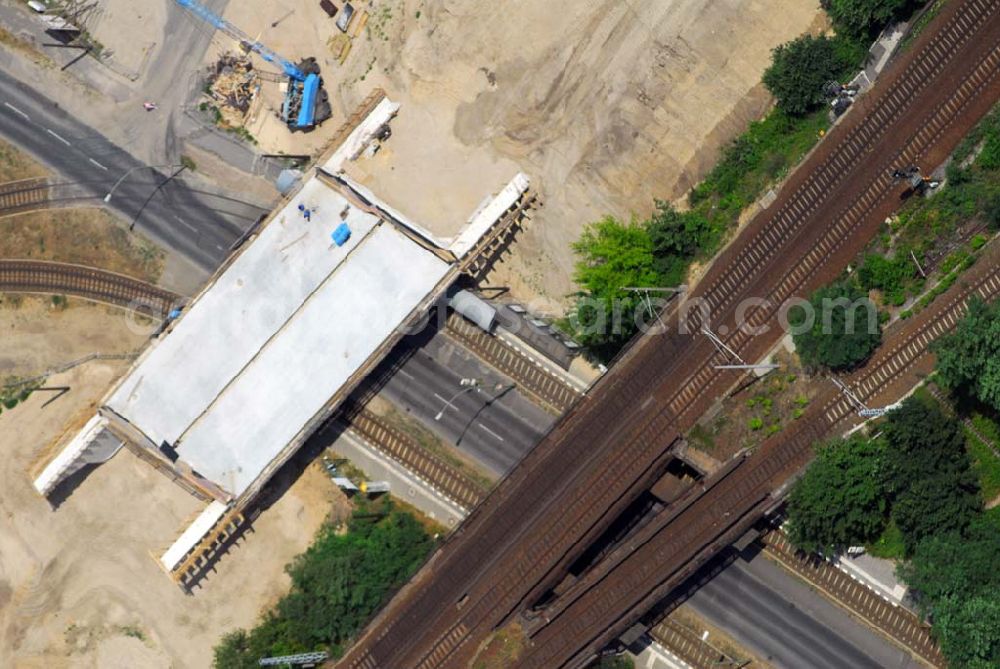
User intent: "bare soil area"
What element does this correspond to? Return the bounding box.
[328,0,824,309]
[0,307,350,667]
[89,0,164,75]
[0,297,145,379]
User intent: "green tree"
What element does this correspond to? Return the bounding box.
[823,0,911,37]
[933,297,1000,412]
[790,280,881,371]
[763,35,846,116]
[214,505,435,667]
[899,521,1000,613]
[787,436,889,553]
[646,200,709,285]
[883,397,980,553]
[933,595,1000,669]
[569,216,659,360]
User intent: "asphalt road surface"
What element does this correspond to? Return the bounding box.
[688,553,922,669]
[378,333,554,476]
[0,68,267,270]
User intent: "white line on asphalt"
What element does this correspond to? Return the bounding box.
[178,220,197,232]
[45,128,71,146]
[433,393,449,403]
[215,244,225,251]
[398,369,415,380]
[88,158,108,170]
[3,102,29,120]
[479,424,505,442]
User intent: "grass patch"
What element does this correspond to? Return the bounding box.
[689,108,829,258]
[0,209,164,282]
[967,413,1000,501]
[867,519,906,560]
[0,139,46,182]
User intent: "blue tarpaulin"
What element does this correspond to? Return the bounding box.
[296,74,320,128]
[331,222,351,246]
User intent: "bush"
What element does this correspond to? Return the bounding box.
[884,396,981,553]
[787,436,889,553]
[933,297,1000,412]
[646,200,710,285]
[763,35,848,116]
[856,253,913,305]
[823,0,911,37]
[790,280,882,371]
[213,504,435,667]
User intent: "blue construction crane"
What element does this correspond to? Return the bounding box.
[173,0,330,129]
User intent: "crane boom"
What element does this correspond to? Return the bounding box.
[174,0,305,80]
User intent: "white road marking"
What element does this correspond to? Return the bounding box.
[397,369,415,380]
[88,158,108,170]
[3,102,29,120]
[433,393,449,403]
[178,220,197,233]
[479,424,505,442]
[215,244,225,251]
[45,128,71,146]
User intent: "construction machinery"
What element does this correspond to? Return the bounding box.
[891,165,940,197]
[174,0,331,130]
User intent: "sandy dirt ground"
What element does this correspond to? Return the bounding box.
[326,0,824,310]
[0,306,349,667]
[0,297,146,378]
[89,0,165,76]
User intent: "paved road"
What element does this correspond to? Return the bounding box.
[378,332,554,477]
[0,68,267,270]
[687,553,922,669]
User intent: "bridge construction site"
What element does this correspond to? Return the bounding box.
[331,2,1000,667]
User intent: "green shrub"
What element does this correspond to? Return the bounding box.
[790,279,882,371]
[763,35,851,116]
[213,504,435,667]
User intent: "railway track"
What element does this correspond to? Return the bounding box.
[0,178,51,216]
[0,259,179,315]
[338,404,488,511]
[762,532,944,667]
[519,211,1000,669]
[336,3,1000,668]
[444,312,581,415]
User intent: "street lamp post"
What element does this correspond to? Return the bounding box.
[104,164,182,203]
[435,378,480,421]
[103,163,186,231]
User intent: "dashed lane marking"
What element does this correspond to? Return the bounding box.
[88,158,108,171]
[479,424,505,442]
[3,102,29,120]
[45,128,71,146]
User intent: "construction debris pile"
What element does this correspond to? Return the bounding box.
[204,52,261,128]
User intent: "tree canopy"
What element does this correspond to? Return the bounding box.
[790,280,882,371]
[822,0,911,37]
[763,35,849,116]
[214,504,435,668]
[933,297,1000,412]
[934,595,1000,669]
[883,396,980,553]
[787,436,889,553]
[568,216,659,360]
[647,200,710,286]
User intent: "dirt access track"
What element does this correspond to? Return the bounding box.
[332,0,823,307]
